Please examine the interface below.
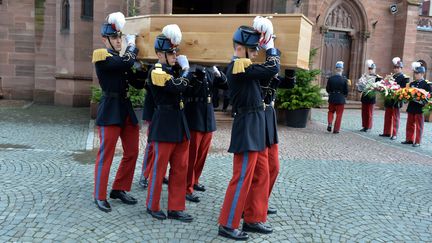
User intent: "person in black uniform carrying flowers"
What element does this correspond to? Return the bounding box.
[401,62,431,147]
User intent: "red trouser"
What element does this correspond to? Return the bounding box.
[140,122,153,180]
[267,144,279,196]
[146,139,189,211]
[405,112,424,144]
[383,107,400,136]
[186,130,213,194]
[361,103,374,129]
[94,116,139,200]
[219,150,269,229]
[327,103,345,132]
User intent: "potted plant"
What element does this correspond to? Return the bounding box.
[89,85,146,124]
[129,86,146,128]
[90,85,102,119]
[276,48,323,128]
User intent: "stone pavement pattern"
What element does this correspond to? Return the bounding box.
[1,104,432,242]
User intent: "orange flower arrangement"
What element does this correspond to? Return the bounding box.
[394,87,430,104]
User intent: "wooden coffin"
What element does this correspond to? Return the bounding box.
[123,14,313,70]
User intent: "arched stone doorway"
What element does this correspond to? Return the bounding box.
[318,0,369,99]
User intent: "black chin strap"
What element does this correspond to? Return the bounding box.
[164,52,171,67]
[107,36,117,53]
[245,48,249,59]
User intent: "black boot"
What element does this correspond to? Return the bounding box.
[193,183,206,192]
[139,177,148,189]
[94,199,111,213]
[218,225,249,241]
[242,222,273,234]
[401,141,413,144]
[146,208,167,220]
[186,192,200,203]
[267,206,277,215]
[167,210,193,222]
[109,190,137,205]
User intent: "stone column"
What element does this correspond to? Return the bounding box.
[34,0,57,104]
[391,1,420,72]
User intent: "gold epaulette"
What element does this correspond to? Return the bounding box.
[151,63,172,87]
[92,48,112,63]
[347,79,352,86]
[232,58,252,74]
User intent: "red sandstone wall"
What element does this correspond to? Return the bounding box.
[0,0,35,100]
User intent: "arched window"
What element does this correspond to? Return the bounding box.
[61,0,70,32]
[420,0,431,16]
[82,0,93,19]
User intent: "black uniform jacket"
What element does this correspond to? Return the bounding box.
[361,74,382,104]
[326,74,348,105]
[185,66,228,133]
[227,48,281,153]
[406,79,432,114]
[147,63,197,143]
[262,73,295,147]
[384,73,410,108]
[94,46,146,126]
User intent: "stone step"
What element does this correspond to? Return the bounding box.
[344,100,362,109]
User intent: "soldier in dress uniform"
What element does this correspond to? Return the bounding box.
[218,17,280,240]
[401,62,431,147]
[184,65,228,203]
[92,12,147,212]
[259,69,295,215]
[360,60,382,132]
[326,61,349,133]
[145,24,195,222]
[380,57,410,140]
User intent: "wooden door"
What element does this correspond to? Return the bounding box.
[321,31,352,87]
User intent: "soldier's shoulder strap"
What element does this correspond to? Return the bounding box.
[232,58,252,74]
[151,63,172,87]
[403,74,410,79]
[92,48,112,63]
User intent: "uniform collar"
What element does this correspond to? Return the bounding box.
[393,72,402,78]
[107,48,119,56]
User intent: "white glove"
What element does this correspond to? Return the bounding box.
[261,37,274,50]
[212,66,221,77]
[176,55,190,70]
[125,34,136,46]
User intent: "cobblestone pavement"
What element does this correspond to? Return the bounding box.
[1,104,432,242]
